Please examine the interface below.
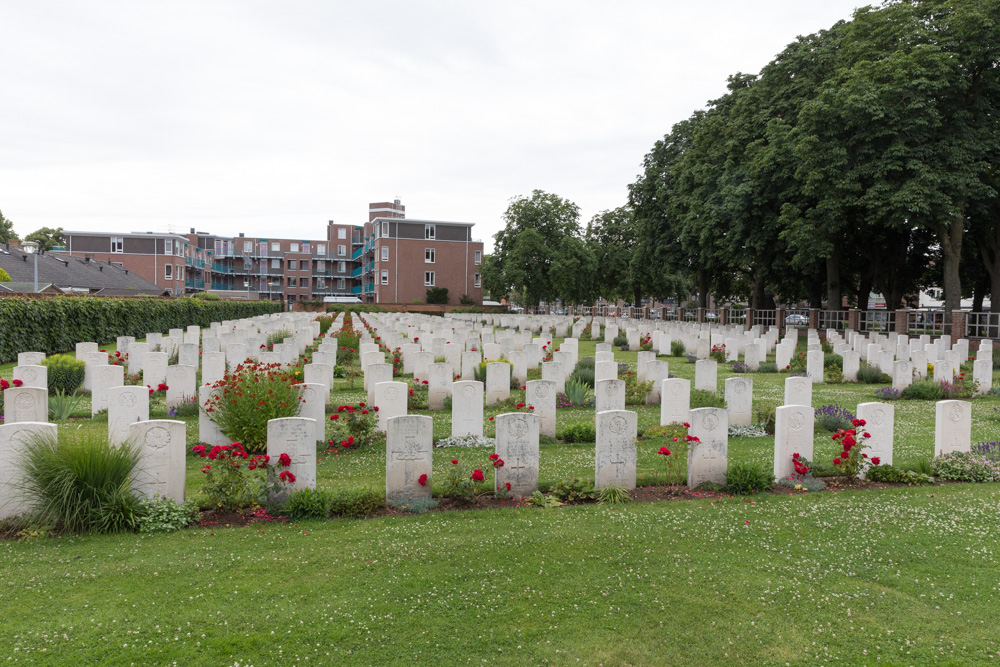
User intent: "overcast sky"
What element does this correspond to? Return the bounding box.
[0,0,866,252]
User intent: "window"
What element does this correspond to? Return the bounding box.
[301,261,308,272]
[338,261,346,273]
[244,241,252,254]
[338,228,346,239]
[475,250,482,265]
[165,264,173,280]
[317,244,325,255]
[337,278,346,290]
[288,259,297,270]
[316,260,325,271]
[425,224,435,240]
[381,269,388,285]
[338,245,346,256]
[382,222,389,237]
[474,273,481,288]
[176,242,183,256]
[177,264,183,280]
[111,237,123,253]
[425,248,435,263]
[287,277,297,288]
[271,242,280,252]
[381,246,389,261]
[164,239,172,255]
[317,277,326,288]
[271,258,280,270]
[290,243,299,252]
[424,271,435,286]
[300,278,308,289]
[111,262,124,268]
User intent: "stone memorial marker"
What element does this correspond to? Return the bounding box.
[973,359,992,396]
[744,344,761,371]
[660,378,690,425]
[482,343,502,363]
[179,343,199,370]
[267,417,318,503]
[298,383,326,443]
[197,385,228,447]
[525,379,557,438]
[128,419,186,503]
[687,407,728,487]
[165,365,196,410]
[509,350,528,387]
[892,360,913,392]
[92,364,125,415]
[304,363,333,404]
[933,359,954,384]
[595,410,637,489]
[806,350,824,384]
[595,351,615,364]
[12,365,46,391]
[386,415,433,504]
[226,343,248,371]
[412,351,433,381]
[312,350,337,369]
[773,405,814,479]
[17,352,45,367]
[485,362,511,406]
[128,342,148,374]
[461,351,481,381]
[910,350,927,381]
[75,341,99,360]
[108,385,150,446]
[694,359,717,393]
[784,376,812,407]
[452,381,484,437]
[839,350,859,383]
[367,363,395,406]
[934,400,971,456]
[0,422,58,520]
[595,379,625,414]
[541,361,565,394]
[82,350,108,391]
[375,381,408,431]
[595,360,618,384]
[724,377,753,427]
[636,351,655,383]
[495,412,540,496]
[856,402,894,469]
[645,360,670,403]
[202,352,227,387]
[427,363,451,410]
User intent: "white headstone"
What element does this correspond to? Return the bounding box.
[426,363,451,410]
[973,358,992,396]
[934,400,971,456]
[17,352,45,367]
[645,360,670,403]
[374,381,408,432]
[856,402,894,470]
[724,377,753,427]
[267,417,318,503]
[82,350,107,391]
[128,419,186,503]
[386,415,433,504]
[525,379,556,438]
[694,360,717,393]
[806,350,824,384]
[660,378,690,425]
[367,363,395,406]
[687,407,728,487]
[12,365,46,391]
[3,387,47,424]
[595,379,625,413]
[143,351,168,388]
[179,343,199,369]
[0,422,58,520]
[595,360,618,384]
[165,365,196,410]
[485,362,511,406]
[197,385,228,447]
[595,410,637,489]
[495,412,540,496]
[452,381,484,437]
[541,361,565,394]
[784,375,812,407]
[892,360,913,392]
[128,342,148,374]
[108,385,150,446]
[773,405,814,480]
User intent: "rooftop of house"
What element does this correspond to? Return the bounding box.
[0,245,169,295]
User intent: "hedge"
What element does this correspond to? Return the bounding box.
[0,297,282,363]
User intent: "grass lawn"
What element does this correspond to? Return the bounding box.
[2,330,1000,664]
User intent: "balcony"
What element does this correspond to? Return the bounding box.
[351,284,362,294]
[185,278,206,290]
[351,247,363,261]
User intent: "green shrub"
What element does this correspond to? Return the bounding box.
[0,296,281,364]
[550,477,597,502]
[191,292,220,300]
[425,287,449,304]
[866,463,933,485]
[901,379,944,401]
[563,380,594,407]
[389,497,438,514]
[266,328,293,348]
[42,354,86,395]
[613,335,628,347]
[690,389,725,409]
[824,353,843,369]
[202,361,303,454]
[559,421,596,443]
[329,489,384,518]
[670,340,685,357]
[138,497,199,532]
[825,366,845,384]
[48,389,85,421]
[288,488,333,520]
[757,362,778,373]
[575,356,595,370]
[16,429,144,533]
[932,452,1000,483]
[725,462,773,495]
[856,363,889,384]
[597,486,630,505]
[907,457,934,476]
[570,366,595,388]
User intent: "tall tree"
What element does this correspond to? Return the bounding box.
[586,207,641,305]
[0,209,18,244]
[24,226,65,252]
[490,191,584,307]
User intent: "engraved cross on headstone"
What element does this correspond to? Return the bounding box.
[392,435,423,486]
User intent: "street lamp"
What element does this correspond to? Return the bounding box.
[22,241,39,292]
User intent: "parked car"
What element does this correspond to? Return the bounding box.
[785,313,809,325]
[705,312,719,321]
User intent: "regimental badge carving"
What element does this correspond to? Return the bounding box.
[870,408,886,426]
[533,383,549,399]
[671,382,682,396]
[702,412,719,432]
[789,411,805,431]
[15,393,33,411]
[507,415,529,438]
[22,368,37,382]
[145,427,170,450]
[462,385,476,400]
[607,382,619,397]
[120,392,137,407]
[385,387,399,402]
[949,403,963,422]
[733,380,747,395]
[609,415,628,435]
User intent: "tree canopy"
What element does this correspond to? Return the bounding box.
[24,227,65,252]
[0,209,18,244]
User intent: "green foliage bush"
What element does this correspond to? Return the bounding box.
[757,362,778,373]
[558,421,596,443]
[42,354,86,395]
[550,477,597,502]
[725,462,773,495]
[138,497,199,532]
[190,292,220,300]
[16,429,144,533]
[932,452,1000,483]
[613,335,628,347]
[856,363,890,384]
[690,389,725,409]
[288,488,333,520]
[901,379,944,401]
[425,287,449,304]
[329,489,384,518]
[670,340,685,357]
[0,296,281,364]
[570,366,595,388]
[866,464,934,485]
[824,353,843,369]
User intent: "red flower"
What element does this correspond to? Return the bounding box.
[863,432,871,439]
[422,380,428,385]
[279,453,292,467]
[516,402,525,409]
[488,453,499,462]
[682,422,691,428]
[451,459,458,465]
[833,457,842,465]
[792,453,800,459]
[358,402,366,407]
[418,473,428,487]
[374,406,379,412]
[505,482,512,491]
[11,379,22,387]
[192,445,206,455]
[492,458,504,469]
[871,457,881,466]
[489,416,494,421]
[658,446,671,456]
[201,464,211,473]
[330,414,339,420]
[471,469,484,482]
[361,409,368,415]
[279,470,296,483]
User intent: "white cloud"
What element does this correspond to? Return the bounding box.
[0,0,865,250]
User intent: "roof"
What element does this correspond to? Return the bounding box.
[63,230,190,241]
[0,246,169,294]
[371,217,476,228]
[0,282,61,293]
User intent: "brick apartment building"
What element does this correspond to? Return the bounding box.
[57,200,485,308]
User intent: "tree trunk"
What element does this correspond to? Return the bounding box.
[751,273,765,310]
[972,271,988,312]
[976,220,1000,313]
[938,212,964,322]
[633,286,642,310]
[826,252,842,310]
[856,271,873,311]
[697,269,708,309]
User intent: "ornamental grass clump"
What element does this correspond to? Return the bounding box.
[16,429,144,534]
[203,361,304,454]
